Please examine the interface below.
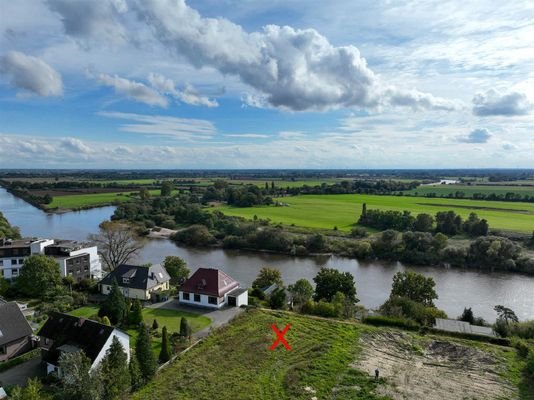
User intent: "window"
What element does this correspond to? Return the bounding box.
[18,258,24,265]
[12,259,17,265]
[123,278,130,284]
[208,296,217,305]
[11,268,19,277]
[0,260,3,266]
[194,294,201,302]
[0,346,6,354]
[183,292,190,300]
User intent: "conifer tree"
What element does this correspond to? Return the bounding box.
[152,318,159,330]
[135,324,157,381]
[129,354,143,390]
[101,336,130,400]
[159,326,171,363]
[99,279,127,325]
[179,317,192,344]
[128,298,143,326]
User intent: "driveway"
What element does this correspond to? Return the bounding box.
[0,357,44,387]
[148,299,244,338]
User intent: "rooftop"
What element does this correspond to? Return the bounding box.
[99,263,170,291]
[181,267,239,297]
[0,302,33,346]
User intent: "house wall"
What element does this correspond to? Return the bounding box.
[0,336,33,362]
[178,291,225,309]
[234,291,248,307]
[91,329,130,370]
[70,247,101,279]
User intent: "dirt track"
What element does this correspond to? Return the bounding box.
[354,331,517,400]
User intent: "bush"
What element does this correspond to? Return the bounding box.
[301,300,338,318]
[511,338,530,358]
[350,227,368,238]
[380,296,447,326]
[362,315,419,330]
[172,225,215,247]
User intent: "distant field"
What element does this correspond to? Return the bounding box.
[216,194,534,233]
[226,178,343,188]
[407,184,534,197]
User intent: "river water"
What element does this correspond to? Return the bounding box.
[1,187,533,321]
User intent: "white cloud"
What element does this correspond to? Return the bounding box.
[224,133,269,138]
[473,88,533,116]
[61,138,91,153]
[94,73,168,107]
[385,88,463,111]
[148,72,218,107]
[0,51,63,96]
[457,128,492,143]
[99,111,215,140]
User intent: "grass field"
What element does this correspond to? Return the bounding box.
[132,309,524,400]
[69,306,211,355]
[216,194,534,233]
[407,184,534,197]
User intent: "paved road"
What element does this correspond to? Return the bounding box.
[148,299,244,338]
[0,357,43,387]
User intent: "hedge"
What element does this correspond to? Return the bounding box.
[362,315,420,331]
[428,328,511,346]
[0,348,40,373]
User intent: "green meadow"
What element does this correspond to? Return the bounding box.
[407,184,534,198]
[216,194,534,233]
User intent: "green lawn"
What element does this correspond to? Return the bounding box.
[69,306,211,355]
[216,193,534,233]
[406,184,534,198]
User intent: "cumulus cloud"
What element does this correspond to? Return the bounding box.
[0,51,63,96]
[148,72,218,107]
[94,73,168,107]
[385,88,462,111]
[99,111,215,140]
[135,0,455,112]
[457,128,492,143]
[472,89,533,116]
[61,138,91,153]
[47,0,128,45]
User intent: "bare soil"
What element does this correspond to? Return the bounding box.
[354,331,517,400]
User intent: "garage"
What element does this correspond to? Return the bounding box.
[227,288,248,307]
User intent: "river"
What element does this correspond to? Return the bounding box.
[1,187,532,321]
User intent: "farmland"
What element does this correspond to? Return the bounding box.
[216,194,534,233]
[406,184,534,198]
[132,309,523,400]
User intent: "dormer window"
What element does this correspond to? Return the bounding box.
[123,277,130,284]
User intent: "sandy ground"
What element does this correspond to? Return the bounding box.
[147,227,178,239]
[354,331,517,400]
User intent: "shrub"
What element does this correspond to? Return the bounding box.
[362,316,419,331]
[350,227,368,238]
[379,296,447,326]
[511,338,530,358]
[301,300,338,318]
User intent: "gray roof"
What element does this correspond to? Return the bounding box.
[99,263,171,291]
[434,318,495,337]
[227,287,248,297]
[0,302,33,346]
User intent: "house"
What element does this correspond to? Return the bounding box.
[38,313,130,375]
[179,267,248,308]
[98,263,171,300]
[434,318,496,337]
[0,237,102,281]
[0,302,36,362]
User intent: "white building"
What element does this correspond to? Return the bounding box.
[38,313,130,376]
[0,237,102,281]
[179,267,248,309]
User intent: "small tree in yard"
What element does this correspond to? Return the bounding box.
[180,317,192,344]
[268,287,287,310]
[288,279,314,309]
[135,324,157,382]
[128,298,143,326]
[459,307,475,324]
[129,355,143,391]
[252,267,283,289]
[59,351,103,400]
[313,267,358,303]
[10,378,51,400]
[100,336,130,400]
[152,319,159,330]
[17,255,61,298]
[390,271,437,306]
[99,279,127,325]
[159,326,171,363]
[162,256,190,286]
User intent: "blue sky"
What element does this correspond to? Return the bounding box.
[0,0,533,168]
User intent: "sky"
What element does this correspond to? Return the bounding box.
[0,0,533,169]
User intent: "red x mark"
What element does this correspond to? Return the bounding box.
[270,323,291,351]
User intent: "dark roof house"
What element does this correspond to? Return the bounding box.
[0,302,34,361]
[38,313,130,373]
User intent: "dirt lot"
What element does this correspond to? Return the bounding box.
[354,331,517,400]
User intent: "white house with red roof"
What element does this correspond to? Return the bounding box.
[178,268,248,308]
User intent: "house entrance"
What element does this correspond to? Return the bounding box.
[228,296,237,306]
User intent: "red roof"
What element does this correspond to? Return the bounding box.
[181,268,239,297]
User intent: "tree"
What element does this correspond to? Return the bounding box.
[313,267,358,303]
[99,279,127,325]
[128,298,143,326]
[160,181,173,196]
[10,378,51,400]
[90,221,141,270]
[102,316,111,326]
[268,287,287,309]
[129,355,143,391]
[59,351,103,400]
[288,279,314,309]
[459,307,475,324]
[139,188,151,201]
[152,319,159,330]
[0,276,9,297]
[306,233,326,253]
[100,336,130,400]
[413,213,434,232]
[159,326,171,363]
[179,317,192,343]
[494,305,519,324]
[162,256,190,286]
[252,267,283,289]
[135,324,157,381]
[390,271,438,306]
[17,255,61,298]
